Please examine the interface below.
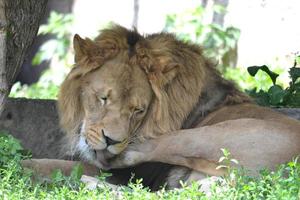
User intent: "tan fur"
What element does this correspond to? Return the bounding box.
[21,159,99,180]
[58,25,250,140]
[54,25,300,186]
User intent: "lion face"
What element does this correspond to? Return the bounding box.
[72,52,153,167]
[59,26,188,168]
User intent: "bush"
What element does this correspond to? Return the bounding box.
[9,11,74,100]
[0,132,23,166]
[10,71,60,99]
[165,5,240,70]
[246,55,300,107]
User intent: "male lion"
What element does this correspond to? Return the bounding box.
[23,25,300,189]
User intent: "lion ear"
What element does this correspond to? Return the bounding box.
[143,60,180,132]
[73,34,118,68]
[134,45,180,87]
[73,34,95,63]
[145,57,180,88]
[159,62,180,86]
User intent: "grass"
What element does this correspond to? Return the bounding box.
[1,133,300,199]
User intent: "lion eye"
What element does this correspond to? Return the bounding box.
[100,97,107,105]
[134,107,144,115]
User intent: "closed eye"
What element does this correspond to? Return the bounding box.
[134,107,144,115]
[100,96,107,105]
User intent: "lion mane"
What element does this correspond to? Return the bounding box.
[58,25,250,140]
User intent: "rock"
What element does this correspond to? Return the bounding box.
[0,98,63,158]
[275,108,300,121]
[0,98,299,158]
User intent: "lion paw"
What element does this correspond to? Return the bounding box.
[123,151,146,166]
[108,151,146,169]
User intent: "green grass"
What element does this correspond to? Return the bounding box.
[1,133,300,199]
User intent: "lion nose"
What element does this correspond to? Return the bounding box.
[101,129,121,146]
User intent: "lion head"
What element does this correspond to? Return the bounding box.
[58,25,249,168]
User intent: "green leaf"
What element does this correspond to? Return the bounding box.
[289,67,300,83]
[98,170,112,181]
[220,148,230,157]
[295,55,300,65]
[31,52,43,66]
[247,65,279,85]
[268,85,286,105]
[247,89,270,106]
[247,66,260,76]
[70,164,83,181]
[51,169,64,182]
[284,92,300,107]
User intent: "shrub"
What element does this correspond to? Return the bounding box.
[164,5,240,70]
[246,55,300,107]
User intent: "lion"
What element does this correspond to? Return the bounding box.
[23,25,300,189]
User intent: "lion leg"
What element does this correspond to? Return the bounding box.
[110,146,226,176]
[108,136,225,176]
[21,159,100,180]
[110,118,300,176]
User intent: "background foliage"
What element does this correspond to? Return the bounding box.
[246,56,300,107]
[165,5,240,70]
[11,9,298,108]
[10,12,74,99]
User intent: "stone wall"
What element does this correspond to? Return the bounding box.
[0,98,63,158]
[0,98,299,159]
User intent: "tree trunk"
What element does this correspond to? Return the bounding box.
[0,0,48,114]
[16,0,74,85]
[212,0,229,26]
[132,0,139,29]
[200,0,208,8]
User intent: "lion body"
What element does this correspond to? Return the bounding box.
[55,25,300,189]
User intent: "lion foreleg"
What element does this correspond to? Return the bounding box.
[21,159,100,181]
[110,118,300,177]
[108,132,226,176]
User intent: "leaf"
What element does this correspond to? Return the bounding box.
[51,169,64,182]
[284,92,300,107]
[268,85,286,105]
[295,55,300,66]
[32,52,43,66]
[70,164,83,181]
[250,90,270,106]
[247,65,279,85]
[289,67,300,83]
[247,66,260,76]
[230,159,239,165]
[226,26,241,40]
[221,148,230,157]
[218,156,226,163]
[216,165,228,170]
